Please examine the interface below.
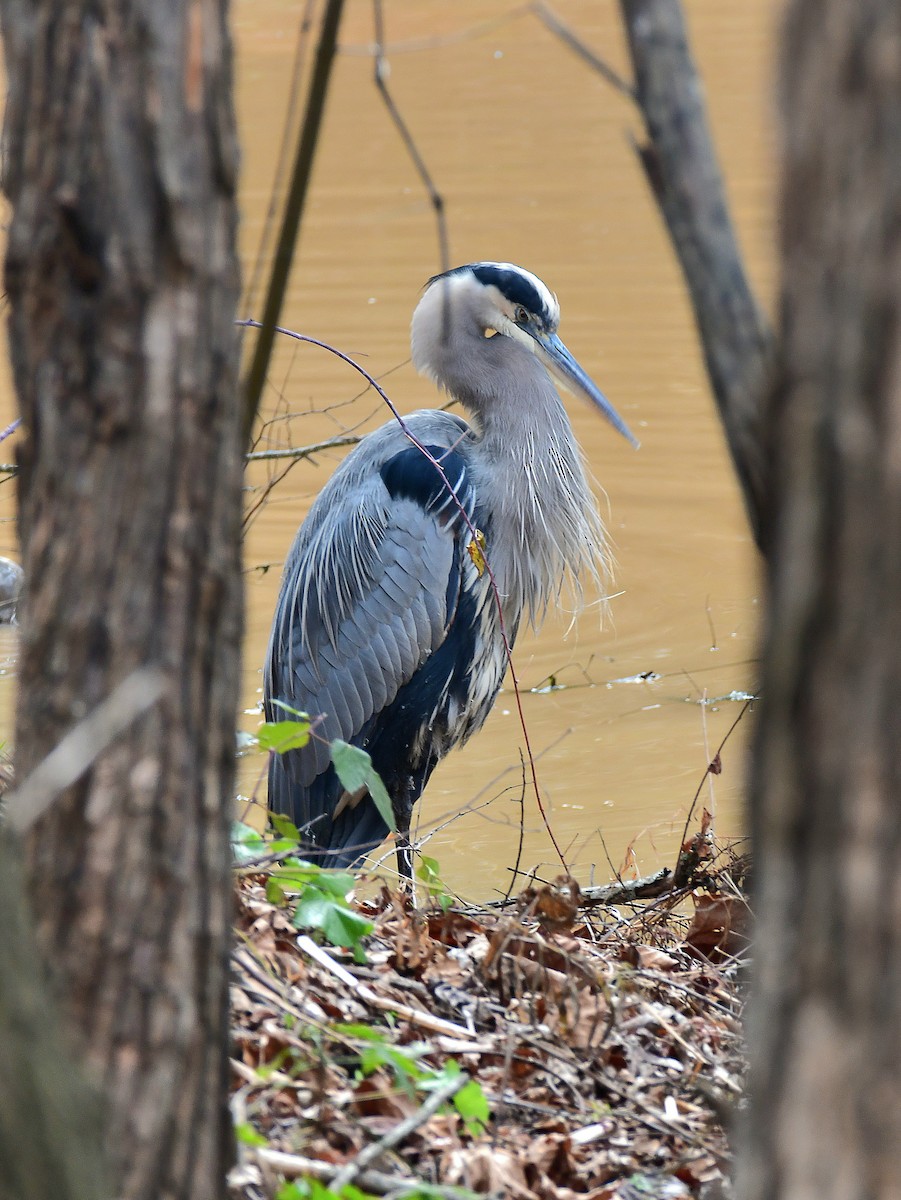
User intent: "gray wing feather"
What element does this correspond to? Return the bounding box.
[266,412,473,803]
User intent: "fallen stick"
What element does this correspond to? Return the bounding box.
[297,934,478,1039]
[329,1070,468,1193]
[254,1146,417,1194]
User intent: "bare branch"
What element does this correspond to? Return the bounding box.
[5,669,164,833]
[245,434,361,462]
[620,0,773,549]
[533,3,635,100]
[372,0,449,272]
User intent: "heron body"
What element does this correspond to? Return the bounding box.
[265,262,636,877]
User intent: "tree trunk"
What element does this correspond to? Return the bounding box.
[1,3,242,1198]
[741,2,901,1197]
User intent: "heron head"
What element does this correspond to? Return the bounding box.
[412,262,639,448]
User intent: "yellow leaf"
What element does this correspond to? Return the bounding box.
[467,529,488,577]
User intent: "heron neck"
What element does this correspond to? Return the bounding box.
[458,365,609,627]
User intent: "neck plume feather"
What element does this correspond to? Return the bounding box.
[468,381,612,630]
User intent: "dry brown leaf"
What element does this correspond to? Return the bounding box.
[443,1144,536,1197]
[564,987,613,1050]
[685,892,751,961]
[628,945,680,973]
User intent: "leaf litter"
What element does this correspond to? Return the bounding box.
[229,838,749,1200]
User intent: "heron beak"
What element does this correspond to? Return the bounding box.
[534,331,640,449]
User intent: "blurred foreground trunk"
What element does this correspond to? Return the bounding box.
[741,1,901,1196]
[0,3,242,1198]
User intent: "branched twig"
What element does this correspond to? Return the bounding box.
[372,0,449,272]
[297,934,478,1039]
[503,750,528,903]
[245,435,361,463]
[619,0,772,547]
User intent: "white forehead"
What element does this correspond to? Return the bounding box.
[484,262,560,326]
[425,262,561,329]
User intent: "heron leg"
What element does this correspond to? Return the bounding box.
[392,776,418,884]
[395,834,415,883]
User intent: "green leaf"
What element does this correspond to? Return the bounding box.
[231,821,265,862]
[275,1179,379,1200]
[259,718,311,754]
[329,740,396,832]
[273,862,353,897]
[332,1022,385,1042]
[275,1184,309,1200]
[270,812,303,841]
[358,1041,429,1084]
[265,877,287,906]
[293,885,373,963]
[453,1078,490,1135]
[307,869,356,898]
[235,1122,268,1147]
[416,855,454,912]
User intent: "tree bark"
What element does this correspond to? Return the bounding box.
[1,3,242,1198]
[741,2,901,1197]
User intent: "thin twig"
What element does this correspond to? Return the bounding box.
[245,435,361,462]
[329,1069,468,1192]
[340,4,533,55]
[4,669,164,833]
[253,1147,419,1194]
[242,0,345,448]
[699,688,717,825]
[297,934,478,1039]
[675,699,753,871]
[503,750,528,903]
[372,0,449,271]
[241,0,317,321]
[533,2,636,99]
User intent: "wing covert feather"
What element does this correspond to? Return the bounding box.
[265,413,478,824]
[268,509,471,784]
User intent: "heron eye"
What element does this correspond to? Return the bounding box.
[515,306,529,324]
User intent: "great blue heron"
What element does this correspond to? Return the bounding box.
[264,262,637,879]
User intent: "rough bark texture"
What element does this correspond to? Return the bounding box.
[1,3,242,1198]
[740,2,901,1197]
[620,0,773,548]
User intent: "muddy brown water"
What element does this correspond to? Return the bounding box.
[0,2,777,899]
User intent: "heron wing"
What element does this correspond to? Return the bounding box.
[265,418,477,843]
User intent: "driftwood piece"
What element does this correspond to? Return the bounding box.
[619,0,773,550]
